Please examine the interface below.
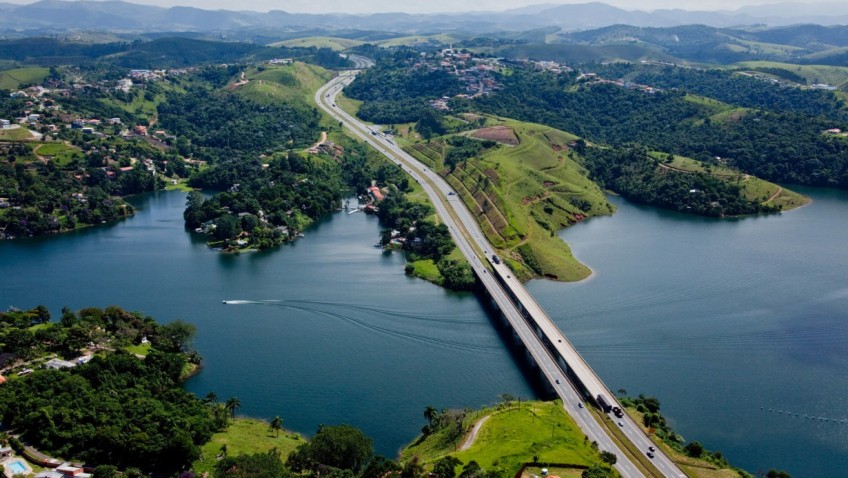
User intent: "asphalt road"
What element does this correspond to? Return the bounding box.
[315,72,686,478]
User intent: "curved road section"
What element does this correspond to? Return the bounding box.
[316,72,686,478]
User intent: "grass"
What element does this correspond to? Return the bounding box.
[335,93,363,118]
[376,34,459,48]
[0,67,49,89]
[193,418,304,475]
[405,116,615,282]
[409,258,441,282]
[240,62,332,108]
[521,466,584,478]
[651,152,809,211]
[165,179,194,192]
[732,60,848,86]
[269,37,365,51]
[401,401,613,477]
[0,127,33,140]
[32,142,81,166]
[123,342,152,356]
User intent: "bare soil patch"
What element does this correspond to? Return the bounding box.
[471,126,519,146]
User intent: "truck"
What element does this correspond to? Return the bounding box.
[596,394,613,413]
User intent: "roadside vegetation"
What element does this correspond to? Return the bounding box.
[0,306,211,474]
[404,118,612,281]
[402,399,618,478]
[616,394,754,478]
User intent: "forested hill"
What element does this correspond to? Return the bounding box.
[0,37,351,70]
[466,67,848,189]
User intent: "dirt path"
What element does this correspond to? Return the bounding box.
[459,414,490,451]
[32,143,46,162]
[307,131,328,152]
[766,186,783,203]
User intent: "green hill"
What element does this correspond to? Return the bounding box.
[404,117,614,282]
[270,36,365,51]
[0,67,50,89]
[401,400,612,477]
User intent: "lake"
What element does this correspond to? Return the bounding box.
[1,187,846,477]
[530,187,848,477]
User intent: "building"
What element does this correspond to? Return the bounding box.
[54,464,91,478]
[367,186,385,202]
[45,358,77,370]
[0,119,10,129]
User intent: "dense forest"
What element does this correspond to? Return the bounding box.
[345,51,461,124]
[0,37,351,70]
[183,155,344,250]
[462,67,848,188]
[581,145,779,216]
[592,63,848,121]
[0,147,151,238]
[0,306,215,473]
[157,87,321,163]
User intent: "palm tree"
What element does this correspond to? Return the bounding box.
[204,392,218,404]
[225,397,241,421]
[424,405,437,427]
[269,416,283,437]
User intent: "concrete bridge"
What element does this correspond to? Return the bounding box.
[315,71,687,478]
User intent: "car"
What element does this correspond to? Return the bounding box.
[577,403,583,408]
[647,452,654,459]
[448,191,455,195]
[648,446,655,452]
[617,421,624,427]
[555,379,560,384]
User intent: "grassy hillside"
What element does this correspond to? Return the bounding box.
[0,67,50,89]
[732,61,848,86]
[376,34,461,48]
[193,418,304,475]
[0,127,33,140]
[235,61,332,107]
[650,152,809,211]
[401,400,613,477]
[269,36,365,51]
[404,117,614,282]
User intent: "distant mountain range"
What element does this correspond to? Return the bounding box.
[0,0,847,35]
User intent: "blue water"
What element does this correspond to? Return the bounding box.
[528,187,848,477]
[0,191,534,456]
[9,461,27,474]
[1,187,846,477]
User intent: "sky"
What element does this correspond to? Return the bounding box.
[0,0,829,14]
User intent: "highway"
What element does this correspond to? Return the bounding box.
[315,72,686,478]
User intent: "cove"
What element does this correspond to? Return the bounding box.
[0,191,535,455]
[529,187,848,477]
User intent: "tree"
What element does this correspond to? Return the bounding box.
[361,455,400,478]
[225,397,241,420]
[400,456,423,478]
[153,320,196,353]
[215,449,290,478]
[432,456,462,478]
[766,470,791,478]
[599,451,617,465]
[581,465,614,478]
[684,441,704,458]
[458,461,481,478]
[269,416,283,437]
[93,465,118,478]
[290,424,373,473]
[424,405,437,427]
[205,392,218,404]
